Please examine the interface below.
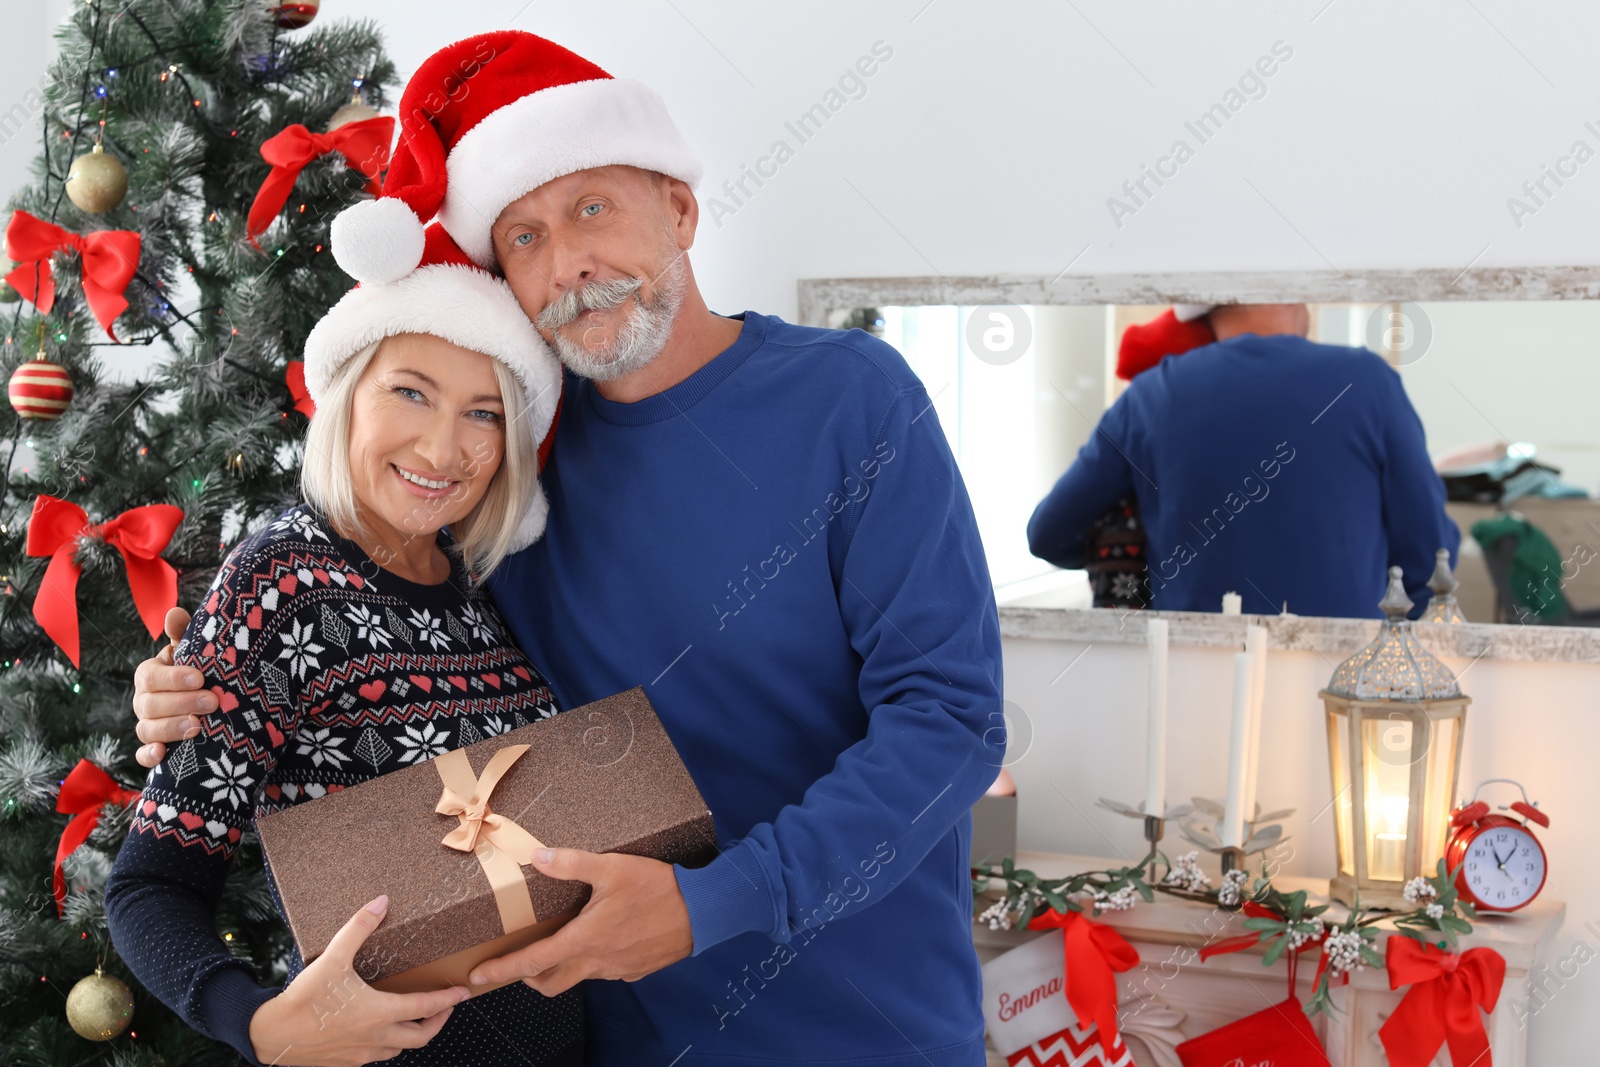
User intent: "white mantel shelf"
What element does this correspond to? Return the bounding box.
[975,851,1565,1067]
[998,606,1600,665]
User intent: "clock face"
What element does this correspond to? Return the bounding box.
[1461,824,1546,910]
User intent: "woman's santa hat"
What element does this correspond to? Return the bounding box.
[305,224,564,551]
[332,30,702,282]
[1115,305,1218,380]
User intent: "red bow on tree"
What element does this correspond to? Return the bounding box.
[1379,936,1505,1067]
[285,360,315,418]
[4,210,141,341]
[246,117,396,242]
[25,494,184,667]
[1027,908,1140,1052]
[53,759,141,918]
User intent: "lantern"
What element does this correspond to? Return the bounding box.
[1322,566,1468,909]
[1419,548,1465,624]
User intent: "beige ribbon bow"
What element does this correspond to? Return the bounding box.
[434,744,546,933]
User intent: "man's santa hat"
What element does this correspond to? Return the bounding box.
[305,224,564,551]
[1115,305,1218,380]
[331,30,702,282]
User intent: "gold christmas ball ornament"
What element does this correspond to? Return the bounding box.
[65,145,128,215]
[326,101,380,132]
[271,0,319,29]
[65,968,134,1041]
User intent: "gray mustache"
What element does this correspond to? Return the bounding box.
[535,277,645,330]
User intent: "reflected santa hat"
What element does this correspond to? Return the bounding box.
[1115,305,1218,380]
[305,223,564,551]
[329,29,702,282]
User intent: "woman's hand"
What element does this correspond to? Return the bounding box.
[132,607,215,768]
[249,895,468,1067]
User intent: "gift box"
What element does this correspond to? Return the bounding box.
[255,686,718,995]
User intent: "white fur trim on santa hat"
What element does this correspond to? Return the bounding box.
[1173,304,1216,322]
[304,263,561,445]
[439,78,703,268]
[331,197,429,284]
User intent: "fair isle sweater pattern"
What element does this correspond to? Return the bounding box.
[130,503,560,857]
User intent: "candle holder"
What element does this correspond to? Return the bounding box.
[1177,796,1294,879]
[1097,798,1193,881]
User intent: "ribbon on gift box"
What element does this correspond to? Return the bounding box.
[433,743,547,933]
[1026,909,1140,1053]
[54,759,140,918]
[1379,936,1505,1067]
[26,494,183,667]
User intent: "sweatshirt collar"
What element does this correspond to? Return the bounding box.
[583,312,767,426]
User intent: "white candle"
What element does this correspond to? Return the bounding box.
[1222,592,1242,615]
[1221,651,1252,848]
[1241,625,1268,825]
[1143,618,1169,816]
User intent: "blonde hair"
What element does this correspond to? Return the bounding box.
[299,338,541,582]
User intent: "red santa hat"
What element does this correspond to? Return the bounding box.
[1115,307,1217,380]
[305,224,564,550]
[331,30,702,281]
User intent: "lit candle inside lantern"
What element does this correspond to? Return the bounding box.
[1221,651,1253,848]
[1144,618,1169,816]
[1222,592,1242,615]
[1371,793,1410,881]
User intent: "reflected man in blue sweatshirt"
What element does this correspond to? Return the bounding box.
[1027,303,1459,618]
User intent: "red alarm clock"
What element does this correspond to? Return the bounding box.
[1445,779,1549,913]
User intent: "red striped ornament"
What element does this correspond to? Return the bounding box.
[8,355,74,420]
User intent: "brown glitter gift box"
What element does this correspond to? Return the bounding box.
[254,686,717,996]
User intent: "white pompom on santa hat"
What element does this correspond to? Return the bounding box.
[331,29,702,283]
[1172,304,1216,322]
[309,224,564,551]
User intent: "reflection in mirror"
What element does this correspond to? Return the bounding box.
[835,301,1600,624]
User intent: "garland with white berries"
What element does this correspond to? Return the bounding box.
[973,856,1476,1015]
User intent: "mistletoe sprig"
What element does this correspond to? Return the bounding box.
[973,852,1475,1016]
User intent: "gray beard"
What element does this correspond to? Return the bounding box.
[543,256,688,382]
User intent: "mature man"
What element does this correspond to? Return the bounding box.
[1027,302,1459,617]
[131,30,1002,1067]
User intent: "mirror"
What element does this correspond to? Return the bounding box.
[809,280,1600,626]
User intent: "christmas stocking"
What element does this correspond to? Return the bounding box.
[1174,996,1331,1067]
[982,927,1136,1067]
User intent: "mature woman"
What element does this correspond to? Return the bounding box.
[104,226,577,1067]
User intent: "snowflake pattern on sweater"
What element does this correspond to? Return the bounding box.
[132,503,559,856]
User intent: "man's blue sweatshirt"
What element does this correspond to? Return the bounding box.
[491,312,1003,1066]
[1027,333,1460,617]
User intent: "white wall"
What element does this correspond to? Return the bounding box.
[12,1,1600,321]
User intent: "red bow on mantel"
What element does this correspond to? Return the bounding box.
[25,494,184,667]
[1199,900,1347,991]
[54,759,141,918]
[4,210,141,341]
[1379,936,1506,1067]
[1027,909,1140,1052]
[246,117,396,242]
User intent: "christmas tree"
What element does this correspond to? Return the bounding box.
[0,1,395,1061]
